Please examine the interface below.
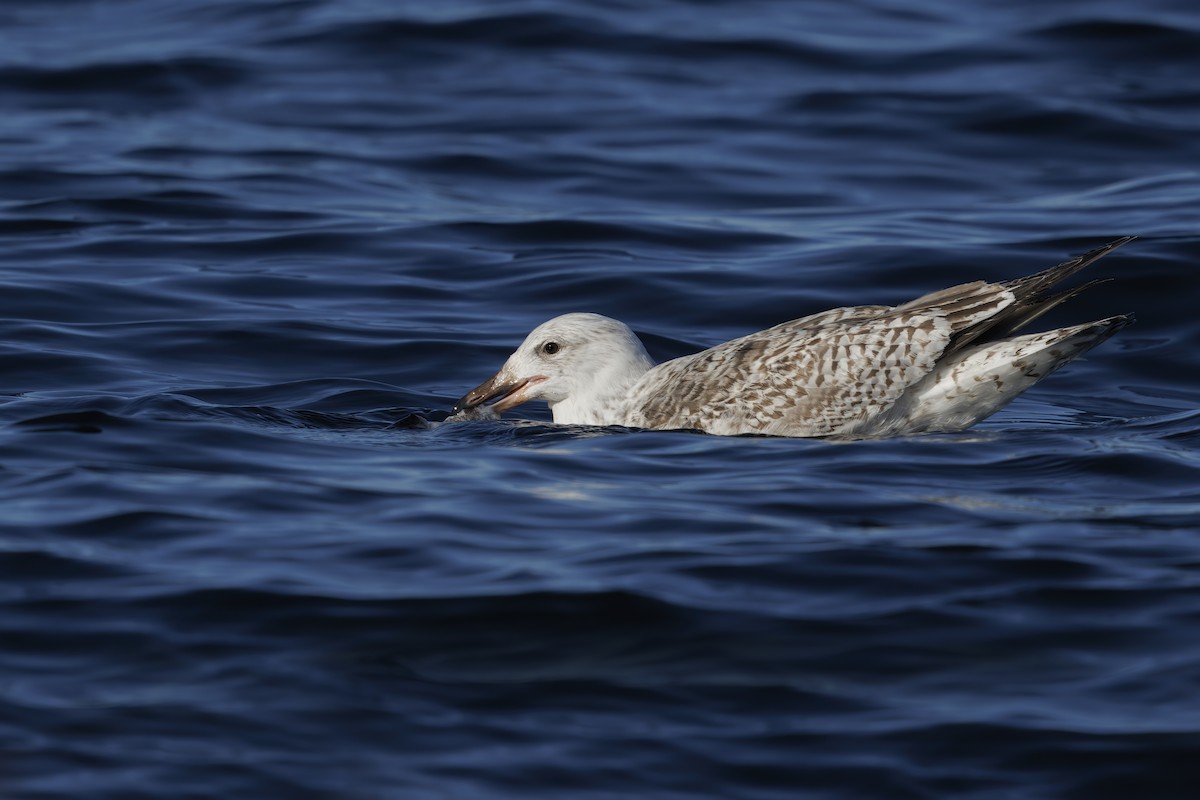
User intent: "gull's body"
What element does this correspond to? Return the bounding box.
[456,239,1134,438]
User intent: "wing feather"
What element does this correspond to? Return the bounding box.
[626,309,956,436]
[621,238,1132,437]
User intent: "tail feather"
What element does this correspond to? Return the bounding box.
[992,278,1111,337]
[876,314,1134,435]
[947,236,1133,355]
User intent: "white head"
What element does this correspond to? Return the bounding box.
[454,313,656,425]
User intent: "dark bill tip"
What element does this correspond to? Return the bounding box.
[453,372,523,415]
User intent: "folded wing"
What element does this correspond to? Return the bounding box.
[624,238,1132,437]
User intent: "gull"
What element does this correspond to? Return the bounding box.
[454,238,1134,437]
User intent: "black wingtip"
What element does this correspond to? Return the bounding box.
[1092,236,1136,261]
[1074,236,1133,262]
[1110,311,1136,328]
[1008,236,1137,301]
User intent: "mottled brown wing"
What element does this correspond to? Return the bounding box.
[625,280,1021,437]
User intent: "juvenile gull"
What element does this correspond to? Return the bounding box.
[455,238,1134,438]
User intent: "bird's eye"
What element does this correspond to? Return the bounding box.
[542,341,560,355]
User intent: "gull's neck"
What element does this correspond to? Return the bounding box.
[550,348,655,426]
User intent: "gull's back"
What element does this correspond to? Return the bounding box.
[622,238,1133,438]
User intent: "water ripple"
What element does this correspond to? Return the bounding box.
[3,0,1200,798]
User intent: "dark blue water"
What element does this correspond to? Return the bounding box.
[3,1,1200,797]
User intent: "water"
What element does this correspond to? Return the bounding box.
[3,1,1200,797]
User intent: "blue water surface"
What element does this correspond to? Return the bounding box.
[2,1,1200,798]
